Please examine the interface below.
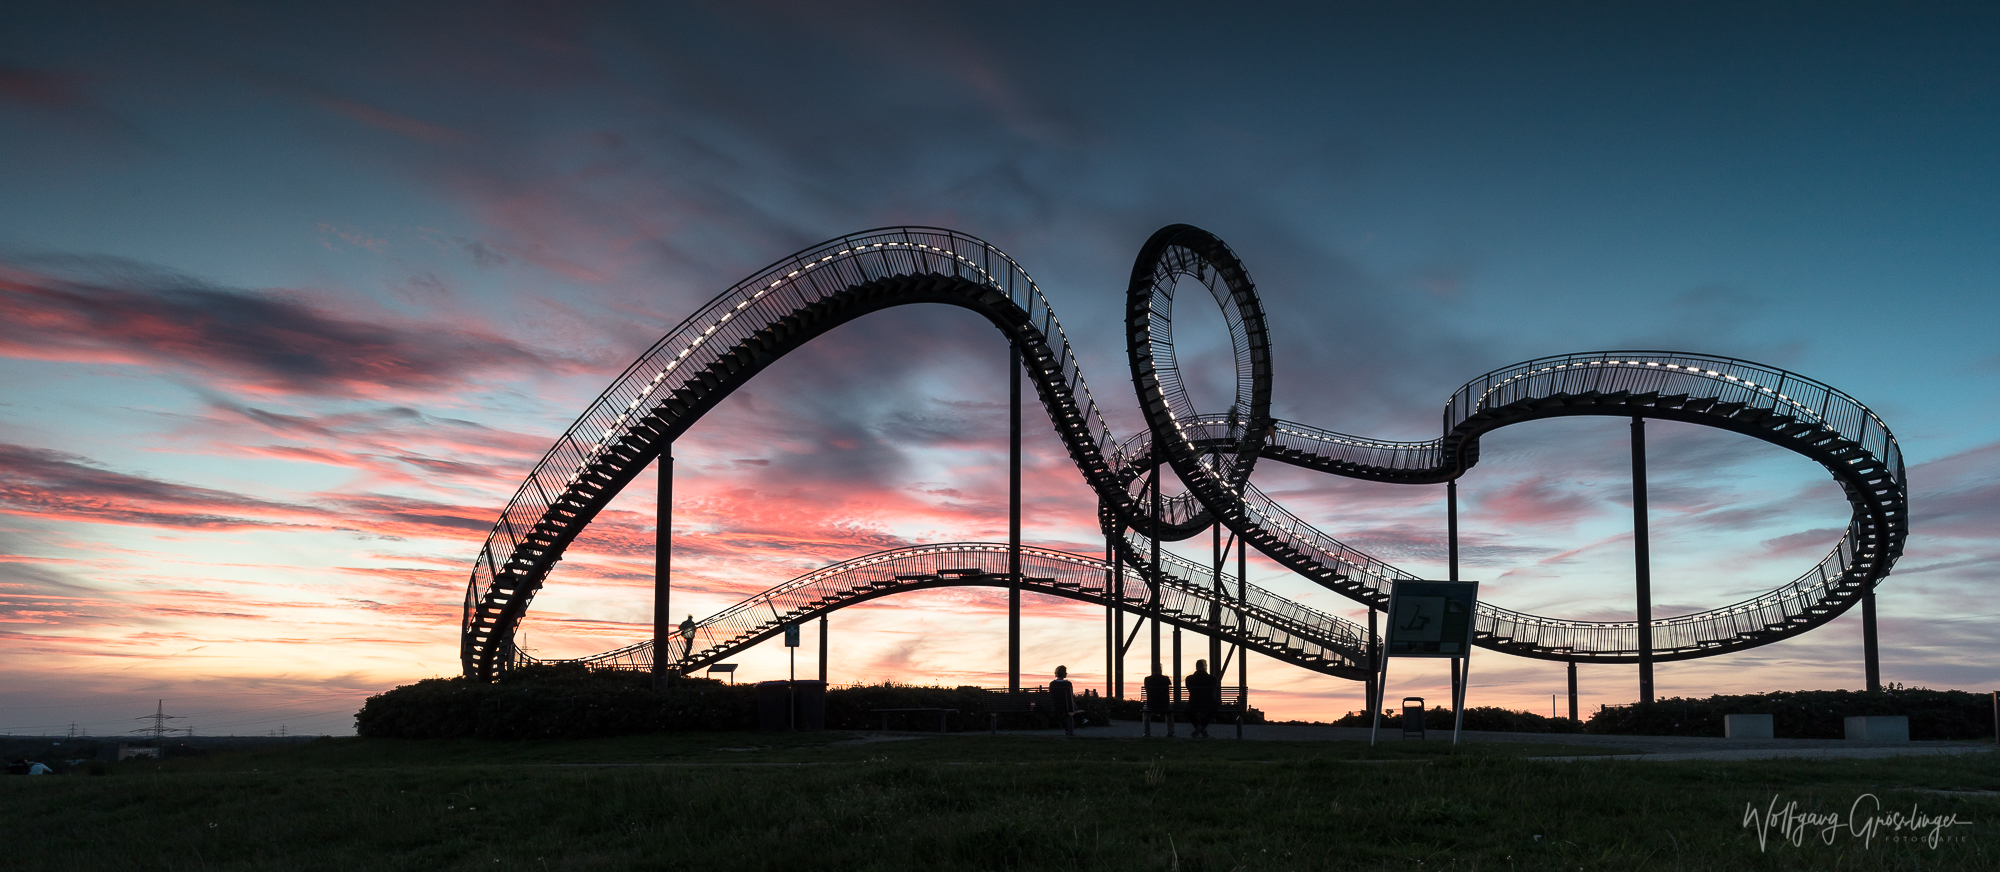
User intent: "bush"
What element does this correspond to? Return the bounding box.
[354,667,1139,739]
[354,665,757,740]
[1584,687,1997,739]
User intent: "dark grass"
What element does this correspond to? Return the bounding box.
[5,733,1996,870]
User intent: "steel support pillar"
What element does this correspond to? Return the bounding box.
[1567,659,1578,721]
[1105,536,1115,697]
[1237,535,1248,719]
[818,613,828,683]
[652,452,672,688]
[1147,465,1163,738]
[1008,341,1022,693]
[1451,656,1461,714]
[1632,417,1655,704]
[1113,534,1125,699]
[1209,522,1223,678]
[1169,622,1181,738]
[1863,585,1881,692]
[1366,607,1379,716]
[1149,465,1162,680]
[1451,653,1470,746]
[1447,478,1460,582]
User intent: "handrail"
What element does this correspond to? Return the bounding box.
[464,224,1905,678]
[538,542,1367,679]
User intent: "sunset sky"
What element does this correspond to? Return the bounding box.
[3,3,1997,736]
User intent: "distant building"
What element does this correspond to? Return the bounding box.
[116,745,160,761]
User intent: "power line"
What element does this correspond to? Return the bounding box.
[4,698,363,725]
[132,699,184,742]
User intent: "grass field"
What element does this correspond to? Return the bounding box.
[5,732,1995,870]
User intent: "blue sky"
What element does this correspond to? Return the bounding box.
[1,2,1995,735]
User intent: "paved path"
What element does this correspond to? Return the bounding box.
[1529,744,1997,763]
[974,719,1999,762]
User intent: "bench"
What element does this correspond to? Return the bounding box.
[979,689,1081,733]
[1139,686,1250,738]
[871,707,957,733]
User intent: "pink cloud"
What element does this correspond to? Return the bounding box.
[0,261,574,398]
[1759,527,1846,558]
[1471,475,1602,529]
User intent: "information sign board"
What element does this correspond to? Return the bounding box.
[1384,580,1478,658]
[783,623,801,647]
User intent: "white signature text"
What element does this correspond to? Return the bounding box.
[1742,793,1971,850]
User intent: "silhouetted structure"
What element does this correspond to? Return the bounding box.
[462,225,1906,701]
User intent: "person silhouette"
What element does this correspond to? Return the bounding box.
[1141,670,1171,737]
[1186,659,1219,738]
[679,614,696,660]
[1050,665,1077,736]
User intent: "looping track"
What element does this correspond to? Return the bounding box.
[462,225,1905,681]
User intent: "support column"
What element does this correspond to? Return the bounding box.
[1008,341,1022,693]
[1105,536,1115,697]
[1237,535,1248,712]
[1447,478,1460,582]
[1863,585,1881,692]
[818,613,828,683]
[653,452,672,688]
[1149,465,1162,680]
[1209,522,1223,677]
[1147,466,1163,738]
[1451,653,1469,745]
[1632,417,1654,704]
[1450,656,1462,715]
[1366,607,1379,716]
[1113,534,1125,699]
[1567,659,1578,722]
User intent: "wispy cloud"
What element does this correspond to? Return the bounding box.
[0,260,571,397]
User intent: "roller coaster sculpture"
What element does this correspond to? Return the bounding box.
[460,225,1906,692]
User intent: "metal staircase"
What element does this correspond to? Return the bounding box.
[464,224,1905,680]
[514,543,1370,680]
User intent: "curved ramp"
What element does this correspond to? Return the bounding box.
[525,543,1369,680]
[462,225,1906,680]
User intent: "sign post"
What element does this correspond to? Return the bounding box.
[1370,580,1479,747]
[784,622,801,730]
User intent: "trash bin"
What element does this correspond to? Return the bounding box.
[756,680,827,731]
[793,680,826,732]
[1402,697,1426,739]
[756,680,791,731]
